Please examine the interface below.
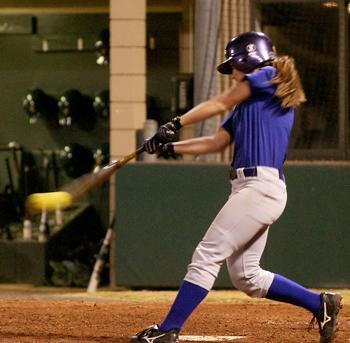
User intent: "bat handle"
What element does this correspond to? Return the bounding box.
[117,145,145,168]
[136,146,145,155]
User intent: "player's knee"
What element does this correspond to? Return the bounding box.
[233,278,261,297]
[231,268,268,298]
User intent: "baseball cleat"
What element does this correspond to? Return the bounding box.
[308,292,342,343]
[130,324,179,343]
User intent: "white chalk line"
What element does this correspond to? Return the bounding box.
[180,336,245,342]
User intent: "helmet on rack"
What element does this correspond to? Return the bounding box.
[95,29,109,65]
[60,143,94,178]
[217,31,276,74]
[93,142,109,173]
[57,89,84,126]
[93,90,109,119]
[22,89,47,124]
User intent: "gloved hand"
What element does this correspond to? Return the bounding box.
[143,116,182,154]
[143,135,160,154]
[158,142,176,159]
[157,116,182,142]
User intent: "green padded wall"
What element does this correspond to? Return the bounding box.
[114,163,350,289]
[262,164,350,288]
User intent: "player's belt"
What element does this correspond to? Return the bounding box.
[230,167,285,181]
[230,167,257,180]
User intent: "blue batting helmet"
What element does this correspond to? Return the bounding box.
[217,31,276,74]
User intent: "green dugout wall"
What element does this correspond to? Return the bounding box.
[114,163,350,289]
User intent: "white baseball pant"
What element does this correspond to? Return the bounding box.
[184,166,287,297]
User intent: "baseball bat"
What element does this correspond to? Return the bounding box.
[51,151,59,189]
[5,157,22,221]
[8,142,21,178]
[26,146,145,212]
[87,214,116,293]
[51,151,64,227]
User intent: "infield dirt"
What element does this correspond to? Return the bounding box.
[0,285,348,342]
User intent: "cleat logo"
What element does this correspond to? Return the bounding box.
[143,333,166,343]
[320,302,331,330]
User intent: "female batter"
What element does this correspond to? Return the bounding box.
[130,31,341,343]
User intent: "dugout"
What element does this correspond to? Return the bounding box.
[0,204,106,285]
[114,162,350,289]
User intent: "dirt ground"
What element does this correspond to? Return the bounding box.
[0,285,349,343]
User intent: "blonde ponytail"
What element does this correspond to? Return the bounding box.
[271,56,306,108]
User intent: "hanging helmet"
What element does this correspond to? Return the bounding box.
[22,89,47,124]
[60,143,94,178]
[57,89,84,126]
[95,29,109,65]
[93,142,109,173]
[93,90,109,119]
[217,31,276,74]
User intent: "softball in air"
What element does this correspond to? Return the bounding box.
[26,191,73,212]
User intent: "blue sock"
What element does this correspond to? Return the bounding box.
[266,274,321,313]
[159,280,209,332]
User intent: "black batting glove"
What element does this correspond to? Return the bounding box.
[158,116,182,142]
[143,135,160,154]
[158,142,176,159]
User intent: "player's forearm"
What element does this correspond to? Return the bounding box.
[177,81,251,127]
[173,136,224,155]
[178,100,228,126]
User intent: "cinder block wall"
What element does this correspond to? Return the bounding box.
[109,0,146,285]
[109,0,147,217]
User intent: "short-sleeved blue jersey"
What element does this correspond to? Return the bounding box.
[221,66,294,171]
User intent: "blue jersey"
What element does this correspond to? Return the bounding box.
[221,66,294,171]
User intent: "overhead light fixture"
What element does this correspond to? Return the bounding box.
[322,1,350,13]
[322,1,337,7]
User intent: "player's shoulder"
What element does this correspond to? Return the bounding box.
[256,65,276,78]
[246,65,276,82]
[245,66,277,95]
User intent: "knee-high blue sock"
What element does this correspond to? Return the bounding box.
[266,274,321,313]
[159,280,208,332]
